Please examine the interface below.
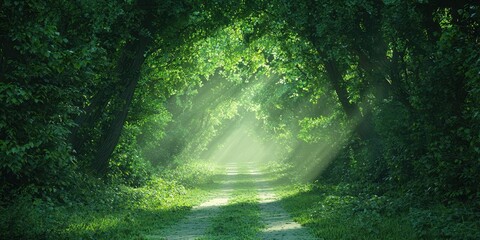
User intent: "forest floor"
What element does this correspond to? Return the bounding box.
[145,162,315,239]
[2,161,422,239]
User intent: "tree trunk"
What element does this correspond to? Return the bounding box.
[323,60,361,119]
[70,84,114,156]
[92,31,152,175]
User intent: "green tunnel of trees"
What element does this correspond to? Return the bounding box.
[1,0,479,238]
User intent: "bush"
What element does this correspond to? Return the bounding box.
[0,191,67,239]
[409,205,480,239]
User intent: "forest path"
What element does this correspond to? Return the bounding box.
[145,162,316,240]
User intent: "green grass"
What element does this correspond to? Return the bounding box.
[63,187,209,239]
[275,183,417,240]
[0,163,220,240]
[12,161,474,240]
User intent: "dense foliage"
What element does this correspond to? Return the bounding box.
[1,0,479,239]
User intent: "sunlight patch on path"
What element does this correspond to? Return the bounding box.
[145,164,238,240]
[252,167,317,240]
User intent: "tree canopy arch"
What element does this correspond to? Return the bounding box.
[1,2,479,237]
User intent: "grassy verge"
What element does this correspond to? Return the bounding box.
[276,183,417,239]
[269,158,418,239]
[265,160,417,240]
[268,161,480,240]
[202,167,262,240]
[0,162,218,240]
[62,182,210,239]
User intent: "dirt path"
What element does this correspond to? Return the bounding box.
[145,163,316,239]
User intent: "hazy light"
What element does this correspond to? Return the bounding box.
[204,117,281,165]
[162,70,356,182]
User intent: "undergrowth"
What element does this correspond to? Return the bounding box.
[278,177,480,239]
[161,161,218,188]
[270,162,480,239]
[0,163,216,240]
[277,183,417,239]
